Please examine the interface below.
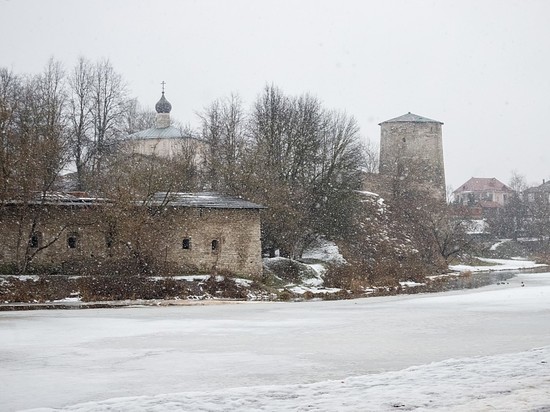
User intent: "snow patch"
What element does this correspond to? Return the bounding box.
[302,238,346,264]
[449,257,546,273]
[399,281,426,287]
[490,238,511,251]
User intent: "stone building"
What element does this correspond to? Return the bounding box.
[0,192,264,277]
[124,90,206,161]
[379,112,446,198]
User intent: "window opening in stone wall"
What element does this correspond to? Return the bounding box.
[211,239,219,252]
[29,232,42,248]
[67,233,79,249]
[105,233,114,248]
[182,238,191,250]
[105,222,117,249]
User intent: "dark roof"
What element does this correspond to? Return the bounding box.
[453,177,513,194]
[150,192,265,209]
[524,181,550,193]
[379,112,443,125]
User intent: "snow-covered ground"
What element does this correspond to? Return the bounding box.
[2,272,550,411]
[449,257,546,273]
[301,237,346,265]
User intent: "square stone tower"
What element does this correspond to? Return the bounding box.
[379,112,446,199]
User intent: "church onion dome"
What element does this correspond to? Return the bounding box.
[155,93,172,113]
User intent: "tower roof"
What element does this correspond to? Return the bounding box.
[379,112,443,125]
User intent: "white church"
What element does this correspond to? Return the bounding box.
[125,87,206,160]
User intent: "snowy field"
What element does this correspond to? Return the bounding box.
[2,272,550,411]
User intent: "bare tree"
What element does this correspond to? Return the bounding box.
[509,170,528,192]
[0,68,22,204]
[199,94,247,193]
[124,98,156,135]
[239,85,365,257]
[89,59,128,181]
[0,59,70,273]
[67,56,94,190]
[67,58,131,191]
[362,138,379,174]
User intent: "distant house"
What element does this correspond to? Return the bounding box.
[523,180,550,204]
[0,192,265,277]
[453,177,515,218]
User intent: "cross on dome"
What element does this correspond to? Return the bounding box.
[155,81,172,114]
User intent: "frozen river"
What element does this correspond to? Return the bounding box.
[1,271,550,411]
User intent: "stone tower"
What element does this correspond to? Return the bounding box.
[379,112,446,198]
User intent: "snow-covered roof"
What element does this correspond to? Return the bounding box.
[4,192,110,207]
[379,112,443,125]
[5,192,264,210]
[129,125,187,140]
[150,192,265,209]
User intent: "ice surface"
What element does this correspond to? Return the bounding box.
[2,272,550,411]
[19,347,550,411]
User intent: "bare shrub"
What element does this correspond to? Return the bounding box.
[202,276,248,299]
[77,276,191,301]
[0,276,77,303]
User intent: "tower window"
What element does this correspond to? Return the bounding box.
[67,232,79,249]
[211,239,219,252]
[29,232,42,249]
[105,233,114,248]
[182,238,191,250]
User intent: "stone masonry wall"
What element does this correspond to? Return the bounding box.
[379,121,446,198]
[0,205,263,277]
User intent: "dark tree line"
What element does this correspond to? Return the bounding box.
[489,172,550,241]
[200,85,365,258]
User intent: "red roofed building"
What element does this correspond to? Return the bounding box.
[453,177,515,218]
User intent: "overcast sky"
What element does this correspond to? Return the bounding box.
[1,0,549,189]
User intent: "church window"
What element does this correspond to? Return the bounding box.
[182,238,191,250]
